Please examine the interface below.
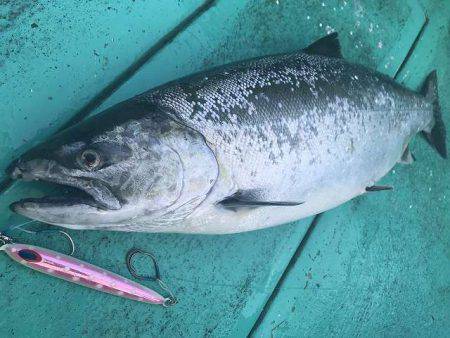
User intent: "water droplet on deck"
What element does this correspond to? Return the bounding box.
[326,26,334,34]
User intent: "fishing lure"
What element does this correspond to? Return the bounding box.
[0,231,176,306]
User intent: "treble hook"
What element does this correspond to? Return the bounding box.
[126,248,177,307]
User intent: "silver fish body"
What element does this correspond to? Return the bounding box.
[8,34,445,233]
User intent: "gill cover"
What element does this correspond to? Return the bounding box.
[8,99,219,229]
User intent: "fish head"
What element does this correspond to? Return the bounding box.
[8,100,218,230]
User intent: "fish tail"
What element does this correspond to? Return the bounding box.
[421,70,447,159]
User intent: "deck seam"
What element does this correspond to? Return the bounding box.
[394,16,429,80]
[247,214,322,337]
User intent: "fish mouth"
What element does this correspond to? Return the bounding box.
[8,160,121,213]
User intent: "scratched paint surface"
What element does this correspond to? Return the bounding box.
[0,0,441,337]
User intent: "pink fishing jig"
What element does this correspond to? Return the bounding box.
[0,232,176,306]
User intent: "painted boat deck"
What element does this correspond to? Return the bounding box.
[0,1,448,337]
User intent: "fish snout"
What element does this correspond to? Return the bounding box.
[10,200,38,214]
[6,158,25,180]
[6,158,52,182]
[9,166,24,180]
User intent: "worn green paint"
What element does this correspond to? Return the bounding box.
[253,1,450,337]
[0,0,447,337]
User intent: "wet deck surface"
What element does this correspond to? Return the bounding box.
[0,1,448,337]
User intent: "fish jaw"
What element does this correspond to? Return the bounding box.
[7,158,129,227]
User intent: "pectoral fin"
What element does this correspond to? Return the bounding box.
[218,190,303,211]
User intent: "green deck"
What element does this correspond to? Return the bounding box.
[0,1,448,337]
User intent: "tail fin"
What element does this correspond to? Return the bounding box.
[422,70,447,158]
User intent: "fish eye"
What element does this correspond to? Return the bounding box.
[78,149,101,170]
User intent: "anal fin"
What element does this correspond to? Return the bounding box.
[366,185,393,192]
[399,146,415,164]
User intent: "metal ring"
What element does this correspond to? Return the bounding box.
[162,297,177,307]
[0,233,13,246]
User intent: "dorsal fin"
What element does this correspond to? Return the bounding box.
[217,189,303,211]
[304,32,343,59]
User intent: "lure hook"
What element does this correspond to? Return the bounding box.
[3,224,75,256]
[22,229,75,256]
[126,248,177,306]
[126,248,160,281]
[40,229,75,256]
